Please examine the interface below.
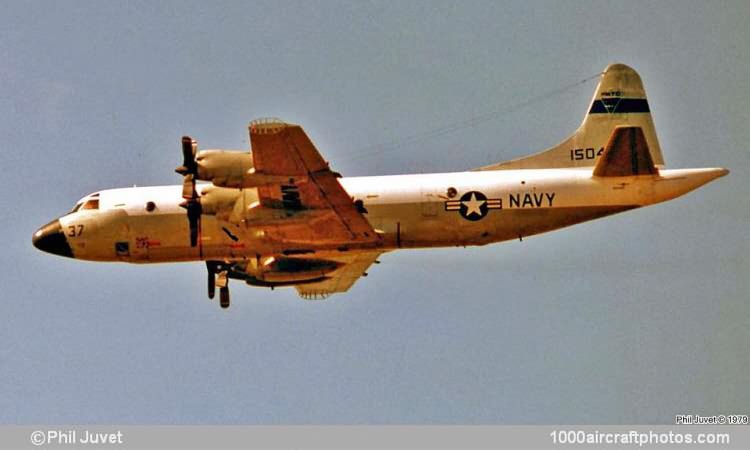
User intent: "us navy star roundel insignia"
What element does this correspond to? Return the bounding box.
[445,191,502,221]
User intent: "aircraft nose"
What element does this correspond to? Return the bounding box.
[32,219,73,258]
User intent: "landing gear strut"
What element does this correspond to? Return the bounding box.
[206,261,230,309]
[216,268,230,309]
[206,262,217,299]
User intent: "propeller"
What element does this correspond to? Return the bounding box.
[178,139,232,309]
[176,136,201,247]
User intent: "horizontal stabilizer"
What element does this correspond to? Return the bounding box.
[593,126,657,177]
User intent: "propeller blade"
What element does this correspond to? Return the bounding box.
[180,173,199,241]
[181,174,196,200]
[177,136,197,175]
[177,135,201,247]
[186,201,202,247]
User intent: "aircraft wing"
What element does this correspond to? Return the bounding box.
[249,119,379,246]
[295,251,383,299]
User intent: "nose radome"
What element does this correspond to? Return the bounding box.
[32,219,73,258]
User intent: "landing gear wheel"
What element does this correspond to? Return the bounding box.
[207,269,216,299]
[219,286,230,309]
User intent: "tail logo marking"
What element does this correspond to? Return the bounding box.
[589,98,650,114]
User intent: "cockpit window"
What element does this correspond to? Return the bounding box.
[68,197,99,214]
[81,199,99,210]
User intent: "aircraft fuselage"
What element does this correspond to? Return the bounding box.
[37,167,727,264]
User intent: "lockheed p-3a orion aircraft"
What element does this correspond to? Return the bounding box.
[33,64,728,308]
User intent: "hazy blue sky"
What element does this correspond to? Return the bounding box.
[2,0,748,424]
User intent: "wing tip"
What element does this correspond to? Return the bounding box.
[249,117,288,135]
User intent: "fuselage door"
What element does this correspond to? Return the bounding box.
[420,185,438,217]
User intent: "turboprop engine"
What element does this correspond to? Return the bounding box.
[177,145,302,189]
[190,150,254,188]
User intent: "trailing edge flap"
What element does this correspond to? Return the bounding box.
[593,126,658,177]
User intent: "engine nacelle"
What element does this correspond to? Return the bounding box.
[195,150,304,189]
[199,186,323,226]
[197,185,242,220]
[195,150,254,188]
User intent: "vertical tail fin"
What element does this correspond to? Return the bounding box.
[478,63,665,170]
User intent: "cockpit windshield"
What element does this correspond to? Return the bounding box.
[69,193,100,214]
[81,199,99,210]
